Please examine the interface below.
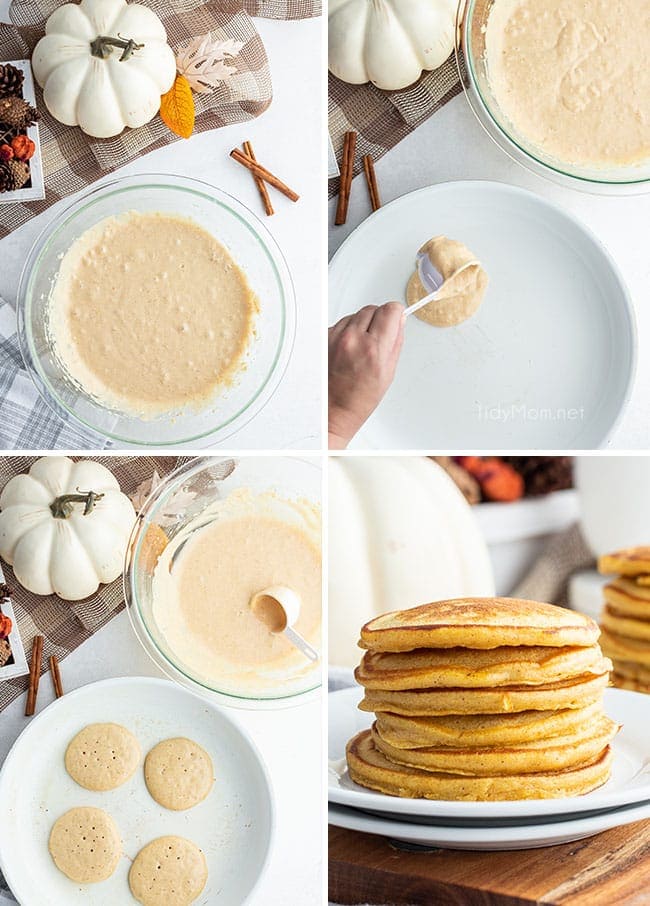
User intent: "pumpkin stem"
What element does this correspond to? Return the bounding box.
[90,35,144,62]
[50,491,105,519]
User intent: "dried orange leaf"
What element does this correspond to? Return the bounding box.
[160,73,195,139]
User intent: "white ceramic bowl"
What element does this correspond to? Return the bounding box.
[329,181,636,449]
[0,676,274,905]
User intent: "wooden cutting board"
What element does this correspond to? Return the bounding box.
[329,820,650,905]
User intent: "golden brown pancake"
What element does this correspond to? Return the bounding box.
[611,672,650,693]
[371,717,619,776]
[346,730,613,801]
[599,547,650,577]
[359,598,599,652]
[611,658,650,684]
[599,629,650,667]
[355,644,605,691]
[601,606,650,642]
[359,670,611,716]
[375,700,604,749]
[603,578,650,618]
[610,576,650,599]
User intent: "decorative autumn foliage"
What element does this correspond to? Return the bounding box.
[159,73,195,139]
[11,134,35,161]
[175,34,243,94]
[0,612,13,640]
[457,456,525,502]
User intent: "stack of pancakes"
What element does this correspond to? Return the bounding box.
[346,598,618,801]
[599,546,650,693]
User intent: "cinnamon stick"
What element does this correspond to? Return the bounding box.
[362,154,381,212]
[230,148,299,203]
[50,655,64,699]
[243,140,274,217]
[335,131,357,226]
[25,635,43,716]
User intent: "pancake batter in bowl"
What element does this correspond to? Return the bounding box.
[151,490,322,697]
[484,0,650,168]
[48,212,259,417]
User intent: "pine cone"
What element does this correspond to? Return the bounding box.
[0,95,39,131]
[0,161,12,191]
[0,63,24,99]
[502,457,573,496]
[0,638,12,668]
[431,456,481,504]
[0,159,29,192]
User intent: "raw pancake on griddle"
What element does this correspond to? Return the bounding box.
[371,717,619,776]
[599,547,650,577]
[359,669,611,717]
[359,598,599,652]
[346,730,613,801]
[355,644,606,691]
[374,700,605,749]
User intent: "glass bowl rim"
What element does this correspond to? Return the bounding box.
[16,172,297,447]
[124,455,323,708]
[457,0,650,192]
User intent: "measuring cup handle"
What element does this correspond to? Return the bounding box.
[403,288,439,318]
[284,627,319,663]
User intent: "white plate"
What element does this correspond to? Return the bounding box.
[0,677,274,906]
[328,798,650,851]
[329,686,650,822]
[328,181,636,450]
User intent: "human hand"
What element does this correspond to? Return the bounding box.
[328,302,405,449]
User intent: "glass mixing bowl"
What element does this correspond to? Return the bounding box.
[17,174,296,446]
[456,0,650,194]
[124,456,322,710]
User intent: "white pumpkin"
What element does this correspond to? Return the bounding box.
[329,457,495,667]
[329,0,457,90]
[32,0,176,138]
[0,457,136,601]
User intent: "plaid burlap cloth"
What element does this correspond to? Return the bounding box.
[328,55,462,199]
[513,523,595,609]
[0,455,180,713]
[0,0,320,237]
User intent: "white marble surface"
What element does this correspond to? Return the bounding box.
[0,610,322,906]
[0,7,323,450]
[328,94,650,450]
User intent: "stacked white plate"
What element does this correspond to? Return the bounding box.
[329,686,650,851]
